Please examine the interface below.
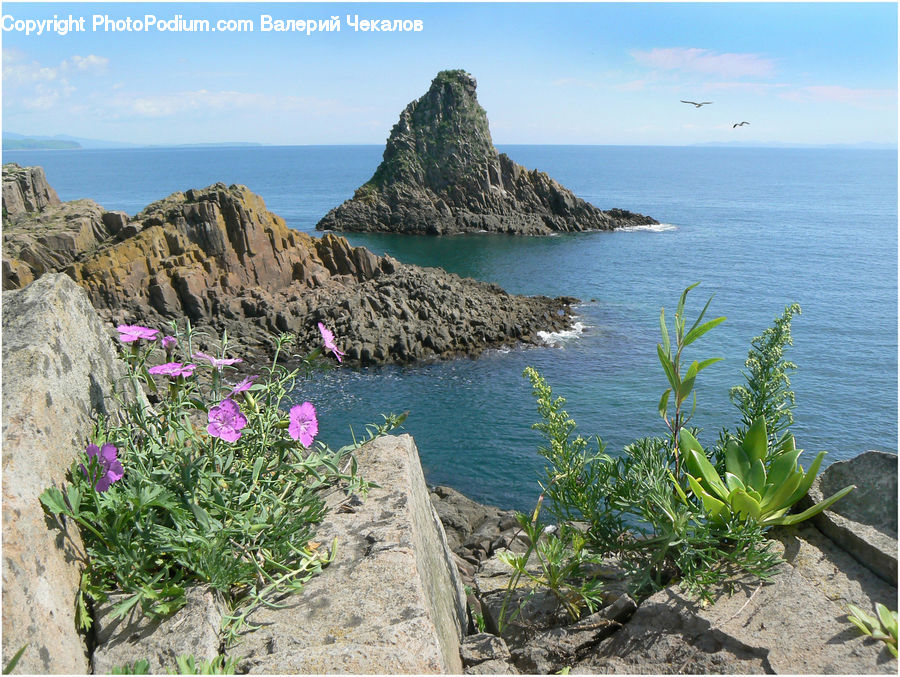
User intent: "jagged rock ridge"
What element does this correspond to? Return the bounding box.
[2,165,575,365]
[317,70,657,235]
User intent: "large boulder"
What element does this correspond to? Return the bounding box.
[801,450,897,584]
[237,435,468,673]
[2,274,130,673]
[317,70,657,235]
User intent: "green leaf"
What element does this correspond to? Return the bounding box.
[657,344,679,391]
[39,487,70,516]
[848,604,878,632]
[660,308,671,358]
[766,484,856,526]
[683,316,726,347]
[876,603,898,637]
[784,451,827,507]
[658,389,671,420]
[679,434,728,499]
[747,458,767,493]
[687,474,727,521]
[730,489,762,520]
[742,417,769,464]
[847,615,874,637]
[724,440,751,480]
[66,484,82,516]
[676,375,695,407]
[251,457,265,484]
[724,472,746,494]
[3,645,27,674]
[766,448,803,489]
[669,472,689,503]
[759,469,802,513]
[676,282,701,319]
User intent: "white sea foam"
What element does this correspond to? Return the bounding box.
[620,222,678,233]
[538,321,587,346]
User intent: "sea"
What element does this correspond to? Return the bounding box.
[4,144,897,511]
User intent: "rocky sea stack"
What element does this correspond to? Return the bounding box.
[317,70,657,235]
[2,164,575,366]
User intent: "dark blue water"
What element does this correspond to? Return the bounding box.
[5,145,897,510]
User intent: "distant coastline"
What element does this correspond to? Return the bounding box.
[3,131,895,153]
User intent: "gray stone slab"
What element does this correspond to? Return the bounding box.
[91,586,224,674]
[2,274,129,674]
[802,450,898,584]
[236,434,467,674]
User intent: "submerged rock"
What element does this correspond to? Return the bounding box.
[317,70,657,235]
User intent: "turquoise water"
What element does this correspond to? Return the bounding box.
[6,145,897,510]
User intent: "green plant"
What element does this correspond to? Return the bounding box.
[847,603,898,658]
[112,654,241,674]
[506,285,845,615]
[678,417,855,526]
[496,502,605,631]
[656,282,725,480]
[40,322,403,643]
[730,303,801,446]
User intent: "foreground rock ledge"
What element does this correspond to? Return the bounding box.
[237,434,468,674]
[317,69,657,236]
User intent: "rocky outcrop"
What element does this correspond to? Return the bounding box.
[317,70,657,235]
[444,454,899,675]
[2,274,132,674]
[235,435,468,674]
[2,163,60,217]
[2,171,575,366]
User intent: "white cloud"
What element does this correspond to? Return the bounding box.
[62,55,109,73]
[2,48,58,84]
[117,89,346,119]
[632,47,776,79]
[781,85,897,109]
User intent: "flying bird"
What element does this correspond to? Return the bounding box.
[733,121,750,128]
[681,100,713,108]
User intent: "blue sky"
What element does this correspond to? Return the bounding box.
[2,2,897,146]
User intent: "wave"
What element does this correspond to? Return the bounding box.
[620,222,678,233]
[538,321,587,346]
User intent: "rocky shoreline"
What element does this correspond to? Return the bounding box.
[3,275,896,674]
[2,164,575,366]
[317,70,658,236]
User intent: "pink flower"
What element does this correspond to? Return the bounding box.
[161,335,177,351]
[192,351,243,370]
[117,325,160,343]
[317,323,346,363]
[207,399,248,443]
[79,443,124,492]
[289,402,318,448]
[229,375,258,397]
[148,362,197,378]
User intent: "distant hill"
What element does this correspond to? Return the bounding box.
[3,137,81,150]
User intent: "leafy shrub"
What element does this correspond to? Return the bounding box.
[40,322,403,641]
[507,284,852,611]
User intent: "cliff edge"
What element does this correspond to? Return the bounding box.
[316,70,657,235]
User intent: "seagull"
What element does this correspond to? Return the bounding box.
[681,100,713,108]
[733,121,750,128]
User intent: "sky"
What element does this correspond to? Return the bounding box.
[1,2,897,147]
